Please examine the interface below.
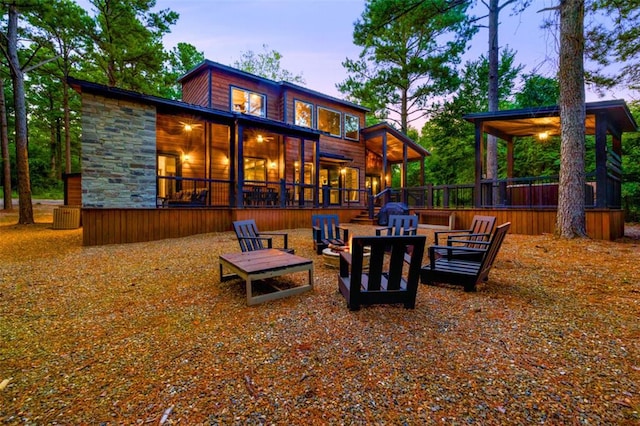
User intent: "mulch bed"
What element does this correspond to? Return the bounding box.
[0,206,639,424]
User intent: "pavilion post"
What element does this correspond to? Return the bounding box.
[595,112,608,208]
[474,122,483,208]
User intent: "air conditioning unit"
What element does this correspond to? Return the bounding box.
[53,206,81,230]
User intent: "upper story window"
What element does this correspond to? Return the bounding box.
[344,114,360,141]
[231,87,266,117]
[294,100,313,128]
[317,106,341,137]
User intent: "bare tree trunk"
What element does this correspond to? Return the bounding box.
[7,5,34,224]
[63,79,72,174]
[556,0,587,238]
[486,0,499,194]
[0,79,11,210]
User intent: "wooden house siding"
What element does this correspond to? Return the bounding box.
[211,123,231,181]
[81,207,361,246]
[63,173,82,206]
[420,208,625,241]
[208,69,282,121]
[81,207,625,246]
[156,113,206,181]
[181,70,210,107]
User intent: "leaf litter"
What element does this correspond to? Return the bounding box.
[0,206,639,423]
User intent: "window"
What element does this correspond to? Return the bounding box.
[294,100,313,127]
[231,87,266,117]
[244,157,267,182]
[344,114,360,141]
[317,106,341,137]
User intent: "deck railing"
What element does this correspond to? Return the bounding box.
[156,174,618,211]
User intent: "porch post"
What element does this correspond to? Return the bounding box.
[228,121,237,207]
[474,122,483,208]
[314,138,320,208]
[595,112,608,208]
[236,121,244,208]
[299,137,305,206]
[402,142,408,204]
[382,132,388,191]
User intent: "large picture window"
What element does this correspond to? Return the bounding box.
[344,114,360,141]
[294,100,313,127]
[231,87,266,117]
[317,106,341,137]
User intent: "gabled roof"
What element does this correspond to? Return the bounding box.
[463,99,638,139]
[178,59,369,113]
[68,77,322,140]
[362,122,430,162]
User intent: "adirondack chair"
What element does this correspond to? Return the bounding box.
[375,214,419,236]
[432,215,497,261]
[232,219,294,254]
[312,214,349,254]
[421,222,510,292]
[338,235,426,311]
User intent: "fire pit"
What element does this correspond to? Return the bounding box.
[322,244,370,270]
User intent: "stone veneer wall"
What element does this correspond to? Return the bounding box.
[81,93,157,208]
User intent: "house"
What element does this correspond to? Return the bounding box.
[69,60,428,244]
[69,62,637,245]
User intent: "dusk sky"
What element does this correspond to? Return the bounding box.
[78,0,629,103]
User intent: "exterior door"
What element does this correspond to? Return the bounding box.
[320,165,341,205]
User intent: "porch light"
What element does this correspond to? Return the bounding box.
[182,153,190,163]
[183,123,193,132]
[538,131,549,141]
[270,162,277,169]
[257,134,264,143]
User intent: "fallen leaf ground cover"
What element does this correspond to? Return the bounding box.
[0,204,639,424]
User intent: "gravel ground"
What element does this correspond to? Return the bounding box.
[0,204,639,424]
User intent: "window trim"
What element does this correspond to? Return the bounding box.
[317,105,342,138]
[344,113,360,141]
[230,86,266,118]
[294,99,314,128]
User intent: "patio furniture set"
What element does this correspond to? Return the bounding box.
[219,214,510,309]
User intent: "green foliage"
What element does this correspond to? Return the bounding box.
[161,42,205,99]
[84,0,178,94]
[233,44,305,84]
[514,73,560,108]
[586,0,640,92]
[421,52,523,185]
[339,0,476,132]
[622,102,640,220]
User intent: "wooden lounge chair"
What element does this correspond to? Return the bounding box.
[432,215,497,260]
[375,214,419,236]
[338,235,426,311]
[232,219,294,254]
[312,214,349,254]
[421,222,510,292]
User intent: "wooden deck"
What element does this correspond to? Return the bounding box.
[81,207,625,246]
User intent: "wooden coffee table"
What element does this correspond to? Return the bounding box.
[219,249,314,305]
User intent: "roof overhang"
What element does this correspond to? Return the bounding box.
[69,77,322,140]
[462,100,638,139]
[319,151,353,163]
[362,122,429,162]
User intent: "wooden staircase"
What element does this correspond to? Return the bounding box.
[350,208,379,225]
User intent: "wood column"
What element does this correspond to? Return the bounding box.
[595,112,608,208]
